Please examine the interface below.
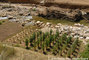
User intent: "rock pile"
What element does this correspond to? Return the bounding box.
[0,4,36,26]
[35,21,89,42]
[5,27,34,46]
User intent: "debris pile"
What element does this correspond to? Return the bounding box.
[35,21,89,43]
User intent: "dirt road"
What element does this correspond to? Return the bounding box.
[54,0,89,5]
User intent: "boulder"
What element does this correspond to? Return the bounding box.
[82,12,89,20]
[86,37,89,40]
[6,8,13,12]
[74,35,79,38]
[74,23,84,27]
[19,12,24,16]
[55,25,60,28]
[36,21,41,24]
[46,22,51,26]
[57,23,62,26]
[85,29,89,33]
[8,16,13,19]
[79,37,84,39]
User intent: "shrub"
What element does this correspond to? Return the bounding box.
[0,21,2,25]
[50,29,53,35]
[25,39,29,49]
[81,44,89,59]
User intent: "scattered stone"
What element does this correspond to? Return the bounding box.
[85,29,89,33]
[19,12,24,16]
[55,25,60,28]
[79,37,84,39]
[74,23,84,27]
[36,21,41,24]
[86,37,89,40]
[74,35,79,38]
[8,16,13,19]
[46,22,51,27]
[57,23,62,26]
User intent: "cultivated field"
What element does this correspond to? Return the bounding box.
[0,20,22,41]
[0,2,89,60]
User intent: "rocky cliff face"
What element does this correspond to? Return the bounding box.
[38,8,83,21]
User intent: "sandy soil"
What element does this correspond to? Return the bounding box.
[8,47,56,60]
[0,20,22,41]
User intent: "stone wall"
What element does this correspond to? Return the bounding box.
[4,26,36,47]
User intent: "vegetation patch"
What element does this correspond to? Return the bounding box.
[0,20,5,25]
[0,21,2,25]
[0,44,15,60]
[33,16,89,26]
[25,30,82,58]
[80,43,89,59]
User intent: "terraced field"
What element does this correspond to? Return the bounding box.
[25,30,82,58]
[0,2,88,60]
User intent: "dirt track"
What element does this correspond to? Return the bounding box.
[52,0,89,5]
[44,0,89,9]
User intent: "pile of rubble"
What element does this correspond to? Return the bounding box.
[35,21,89,44]
[0,4,35,26]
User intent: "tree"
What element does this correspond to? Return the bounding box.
[0,21,2,25]
[61,33,67,43]
[33,32,36,41]
[39,30,42,35]
[52,46,57,55]
[33,41,37,51]
[44,38,49,50]
[42,43,45,53]
[37,37,41,49]
[53,35,56,44]
[57,39,61,49]
[55,30,59,38]
[67,49,71,57]
[43,33,46,41]
[49,35,54,46]
[71,38,78,52]
[29,35,34,46]
[67,36,72,44]
[37,31,40,37]
[50,29,53,35]
[58,47,62,55]
[25,39,29,49]
[81,44,89,59]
